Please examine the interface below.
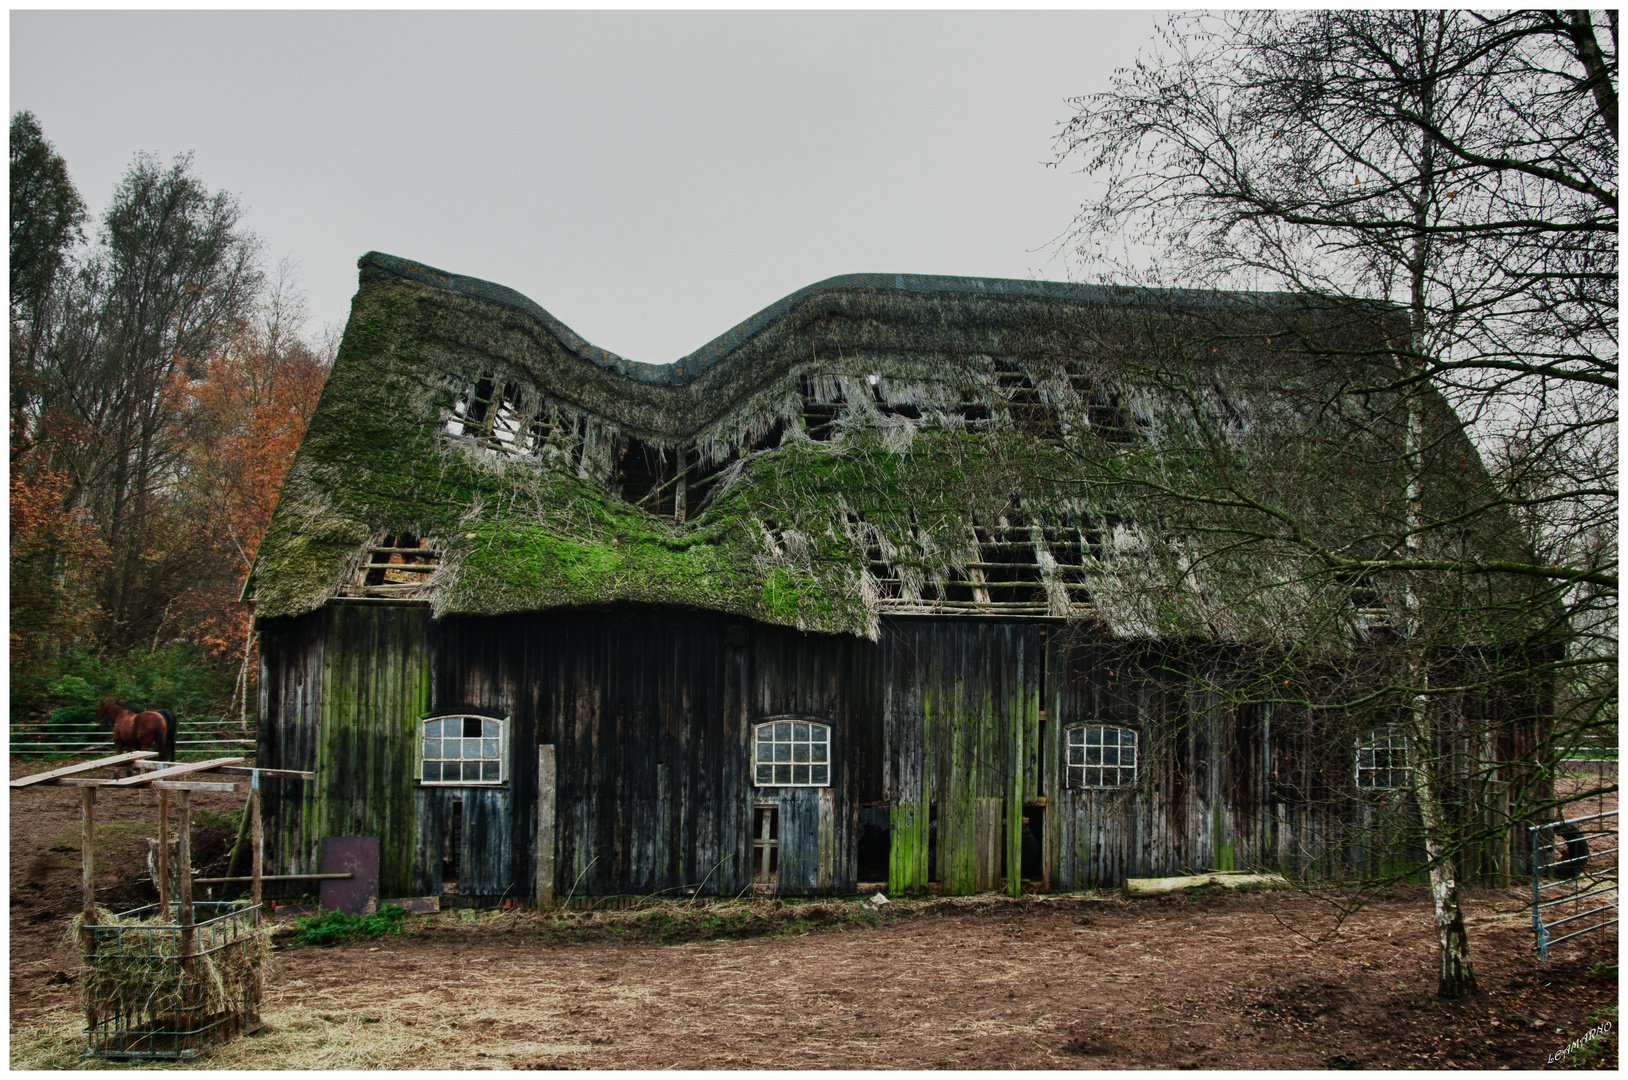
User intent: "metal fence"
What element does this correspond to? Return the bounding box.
[9,724,254,759]
[1530,810,1618,961]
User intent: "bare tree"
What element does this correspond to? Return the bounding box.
[1054,10,1616,997]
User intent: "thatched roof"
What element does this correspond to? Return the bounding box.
[249,252,1532,646]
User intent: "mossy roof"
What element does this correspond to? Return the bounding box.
[250,252,1539,647]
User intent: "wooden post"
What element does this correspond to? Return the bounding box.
[81,786,97,927]
[535,746,556,910]
[81,785,98,1032]
[674,449,688,523]
[178,790,194,958]
[158,789,171,914]
[250,771,263,909]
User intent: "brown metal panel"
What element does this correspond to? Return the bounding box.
[319,836,380,914]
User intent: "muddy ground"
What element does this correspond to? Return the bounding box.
[10,759,1618,1070]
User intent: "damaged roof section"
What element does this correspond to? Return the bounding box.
[249,253,1521,645]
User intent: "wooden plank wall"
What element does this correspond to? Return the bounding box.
[258,606,1509,901]
[431,608,881,898]
[258,604,432,898]
[880,620,1040,896]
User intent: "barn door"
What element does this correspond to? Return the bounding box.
[773,787,837,894]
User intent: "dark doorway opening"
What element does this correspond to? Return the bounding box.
[998,805,1047,885]
[442,797,462,898]
[1021,805,1045,881]
[856,806,890,883]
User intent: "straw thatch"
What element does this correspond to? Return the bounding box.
[249,253,1541,648]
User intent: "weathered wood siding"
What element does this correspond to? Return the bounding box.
[881,620,1040,896]
[429,608,880,897]
[258,603,432,898]
[259,605,1498,901]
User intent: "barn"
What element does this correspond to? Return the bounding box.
[246,252,1547,905]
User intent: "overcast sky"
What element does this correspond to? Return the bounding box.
[12,10,1161,364]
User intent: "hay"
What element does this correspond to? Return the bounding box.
[70,903,273,1034]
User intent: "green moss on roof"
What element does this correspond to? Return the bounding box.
[251,254,1545,647]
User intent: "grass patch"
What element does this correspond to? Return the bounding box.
[289,905,412,947]
[193,806,244,835]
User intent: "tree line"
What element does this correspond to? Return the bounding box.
[11,111,331,727]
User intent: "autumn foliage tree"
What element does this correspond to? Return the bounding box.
[174,265,330,719]
[9,111,331,725]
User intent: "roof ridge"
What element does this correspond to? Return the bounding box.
[360,251,1285,387]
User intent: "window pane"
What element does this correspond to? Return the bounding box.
[1102,746,1118,767]
[463,738,481,759]
[422,762,437,782]
[791,722,808,742]
[464,717,482,738]
[1068,727,1084,747]
[1085,747,1102,766]
[423,738,440,761]
[774,764,792,784]
[775,722,791,741]
[438,762,458,782]
[463,761,481,781]
[1085,768,1101,787]
[756,764,773,785]
[483,719,501,738]
[774,743,792,763]
[483,738,499,760]
[793,743,810,763]
[811,765,829,785]
[757,725,772,743]
[424,719,442,738]
[1068,746,1084,765]
[811,743,827,764]
[482,760,500,781]
[811,726,828,743]
[757,743,773,763]
[793,764,809,785]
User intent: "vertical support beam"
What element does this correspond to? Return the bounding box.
[250,771,263,909]
[535,745,556,910]
[158,789,171,914]
[81,786,97,927]
[1008,653,1025,898]
[655,762,668,892]
[80,785,98,1033]
[178,790,194,959]
[674,448,688,523]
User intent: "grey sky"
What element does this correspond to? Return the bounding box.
[12,10,1159,364]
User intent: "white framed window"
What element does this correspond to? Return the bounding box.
[753,718,831,787]
[1355,730,1410,790]
[421,714,507,785]
[1065,724,1138,789]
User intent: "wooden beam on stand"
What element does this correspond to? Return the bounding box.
[158,790,171,914]
[10,751,157,787]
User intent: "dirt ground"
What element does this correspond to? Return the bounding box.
[10,759,1619,1070]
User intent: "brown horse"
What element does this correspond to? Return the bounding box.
[97,698,177,763]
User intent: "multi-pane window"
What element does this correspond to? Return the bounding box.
[753,719,831,787]
[421,715,506,785]
[1355,730,1410,790]
[1065,724,1138,788]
